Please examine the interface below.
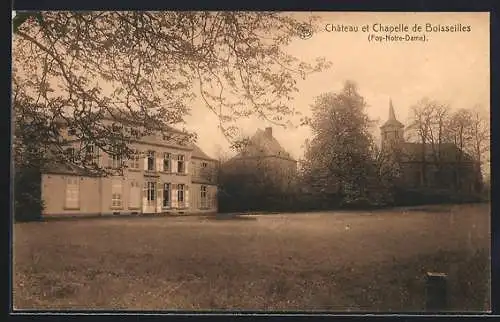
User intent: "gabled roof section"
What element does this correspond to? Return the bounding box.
[102,107,185,134]
[234,128,295,161]
[191,144,216,161]
[41,162,101,177]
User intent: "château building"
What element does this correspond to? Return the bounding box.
[218,127,297,211]
[40,111,218,217]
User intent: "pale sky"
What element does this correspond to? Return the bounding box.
[184,12,490,160]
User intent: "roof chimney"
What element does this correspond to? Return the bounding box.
[265,127,272,137]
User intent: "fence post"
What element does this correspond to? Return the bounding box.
[425,272,448,312]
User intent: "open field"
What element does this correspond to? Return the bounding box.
[13,203,490,312]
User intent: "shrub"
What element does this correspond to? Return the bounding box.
[14,167,44,222]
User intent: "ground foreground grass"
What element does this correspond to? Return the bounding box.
[13,203,490,312]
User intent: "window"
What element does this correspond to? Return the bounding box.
[65,177,80,209]
[111,123,122,133]
[177,184,185,205]
[85,144,99,165]
[111,153,122,169]
[202,162,208,168]
[130,128,139,138]
[200,185,208,208]
[146,181,156,204]
[147,151,155,171]
[163,153,171,172]
[177,155,185,173]
[129,149,140,169]
[163,183,171,208]
[111,180,123,208]
[66,147,76,162]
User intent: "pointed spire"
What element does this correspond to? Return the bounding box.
[388,98,396,121]
[380,98,404,129]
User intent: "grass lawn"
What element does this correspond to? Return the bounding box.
[13,203,491,312]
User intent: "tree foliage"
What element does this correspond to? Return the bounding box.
[301,81,377,203]
[12,11,331,172]
[407,99,489,175]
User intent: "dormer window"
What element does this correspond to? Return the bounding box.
[66,147,76,162]
[111,124,121,133]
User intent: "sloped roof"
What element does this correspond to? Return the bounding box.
[42,162,100,177]
[191,144,216,161]
[102,107,185,134]
[400,142,475,162]
[235,128,295,160]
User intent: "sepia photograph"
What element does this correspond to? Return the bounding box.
[11,11,490,312]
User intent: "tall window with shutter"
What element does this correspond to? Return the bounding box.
[111,153,122,169]
[65,177,80,209]
[163,153,171,172]
[85,144,99,166]
[200,185,208,209]
[111,179,123,208]
[163,183,171,208]
[146,181,156,205]
[129,149,140,170]
[177,184,185,208]
[147,151,155,171]
[177,155,185,173]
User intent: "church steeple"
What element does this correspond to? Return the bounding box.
[388,99,396,121]
[381,98,404,149]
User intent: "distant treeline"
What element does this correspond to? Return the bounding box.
[217,188,488,214]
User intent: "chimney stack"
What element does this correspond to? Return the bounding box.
[265,127,272,137]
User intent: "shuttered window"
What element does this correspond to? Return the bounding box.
[129,149,140,169]
[111,180,123,208]
[163,183,171,208]
[147,151,155,171]
[111,153,122,169]
[146,181,156,204]
[177,155,185,173]
[200,185,208,208]
[163,153,171,172]
[178,184,185,205]
[65,177,80,209]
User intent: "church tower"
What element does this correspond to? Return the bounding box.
[380,99,404,151]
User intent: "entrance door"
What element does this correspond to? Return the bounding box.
[142,181,157,214]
